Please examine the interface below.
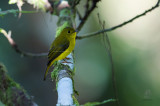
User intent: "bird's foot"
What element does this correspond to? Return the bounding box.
[64,57,71,60]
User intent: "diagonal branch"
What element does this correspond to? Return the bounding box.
[0,63,38,106]
[0,29,47,58]
[73,0,81,8]
[76,0,160,39]
[76,0,100,32]
[76,7,82,20]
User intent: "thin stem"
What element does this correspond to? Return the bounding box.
[0,9,38,17]
[98,14,119,106]
[0,29,47,58]
[76,7,82,20]
[13,45,47,58]
[73,0,81,8]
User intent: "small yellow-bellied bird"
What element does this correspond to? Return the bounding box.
[44,27,77,80]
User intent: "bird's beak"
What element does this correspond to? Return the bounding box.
[72,29,78,34]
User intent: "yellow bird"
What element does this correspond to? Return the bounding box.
[44,27,77,80]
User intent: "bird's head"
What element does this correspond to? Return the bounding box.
[62,27,77,40]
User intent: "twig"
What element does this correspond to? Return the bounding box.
[76,7,82,20]
[0,9,37,17]
[82,99,116,106]
[76,0,100,32]
[73,0,81,8]
[75,0,81,6]
[85,0,90,12]
[13,47,47,58]
[76,0,160,39]
[0,29,47,58]
[97,14,119,106]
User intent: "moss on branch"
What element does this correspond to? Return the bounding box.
[0,63,37,106]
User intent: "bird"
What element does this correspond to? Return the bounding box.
[44,27,77,80]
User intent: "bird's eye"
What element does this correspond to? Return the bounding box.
[68,30,70,33]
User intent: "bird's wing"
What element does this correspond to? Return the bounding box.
[47,38,69,66]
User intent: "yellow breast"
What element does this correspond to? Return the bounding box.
[55,38,75,61]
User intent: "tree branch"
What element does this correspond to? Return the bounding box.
[0,63,38,106]
[4,0,159,57]
[0,29,47,58]
[72,0,81,8]
[82,99,116,106]
[56,54,75,105]
[76,7,82,21]
[76,0,101,32]
[76,0,160,39]
[48,0,78,105]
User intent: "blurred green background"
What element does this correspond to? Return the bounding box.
[1,0,160,106]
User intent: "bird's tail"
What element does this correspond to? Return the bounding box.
[43,66,50,80]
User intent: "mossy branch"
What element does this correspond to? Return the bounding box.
[0,63,38,106]
[48,0,78,105]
